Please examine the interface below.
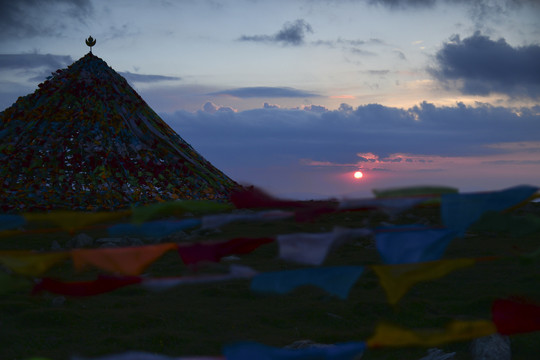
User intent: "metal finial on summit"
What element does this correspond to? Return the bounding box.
[85,36,96,53]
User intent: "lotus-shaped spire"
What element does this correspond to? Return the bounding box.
[85,36,96,53]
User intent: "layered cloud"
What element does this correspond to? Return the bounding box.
[119,72,181,84]
[311,37,383,56]
[0,53,75,84]
[201,101,237,114]
[238,19,314,46]
[208,87,318,98]
[0,0,93,39]
[367,0,540,11]
[366,0,437,9]
[0,53,73,70]
[429,32,540,99]
[237,17,384,57]
[360,0,540,31]
[161,101,540,196]
[162,101,540,167]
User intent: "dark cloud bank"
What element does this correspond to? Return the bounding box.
[162,102,540,169]
[238,19,313,46]
[238,18,382,56]
[366,0,540,10]
[430,32,540,99]
[0,53,73,70]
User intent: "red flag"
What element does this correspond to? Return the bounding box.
[32,275,141,296]
[230,186,338,222]
[492,298,540,335]
[178,237,274,265]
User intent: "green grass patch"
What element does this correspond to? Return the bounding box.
[1,205,539,360]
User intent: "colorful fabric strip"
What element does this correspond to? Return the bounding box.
[0,226,368,278]
[223,341,365,360]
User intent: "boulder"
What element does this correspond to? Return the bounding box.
[68,233,94,248]
[285,340,363,359]
[50,240,63,251]
[95,237,143,248]
[470,334,511,360]
[285,339,334,349]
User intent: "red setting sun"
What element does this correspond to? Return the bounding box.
[354,171,364,179]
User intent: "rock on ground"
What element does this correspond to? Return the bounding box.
[67,233,94,248]
[470,334,511,360]
[284,340,363,359]
[419,348,456,360]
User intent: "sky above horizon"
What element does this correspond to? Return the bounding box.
[1,0,539,199]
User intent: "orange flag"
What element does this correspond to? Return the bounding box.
[0,250,69,276]
[71,243,177,276]
[367,319,496,348]
[371,258,476,305]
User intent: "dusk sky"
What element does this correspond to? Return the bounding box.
[1,0,539,199]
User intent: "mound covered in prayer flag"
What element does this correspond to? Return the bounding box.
[0,52,239,212]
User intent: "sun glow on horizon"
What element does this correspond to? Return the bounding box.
[354,171,364,179]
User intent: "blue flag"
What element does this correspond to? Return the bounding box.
[223,341,366,360]
[442,185,538,236]
[375,225,456,264]
[108,218,201,238]
[251,266,365,299]
[0,214,25,231]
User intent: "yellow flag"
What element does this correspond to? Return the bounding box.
[371,258,476,305]
[0,230,25,238]
[367,319,496,348]
[0,250,69,276]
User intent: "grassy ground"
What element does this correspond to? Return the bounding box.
[1,204,539,360]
